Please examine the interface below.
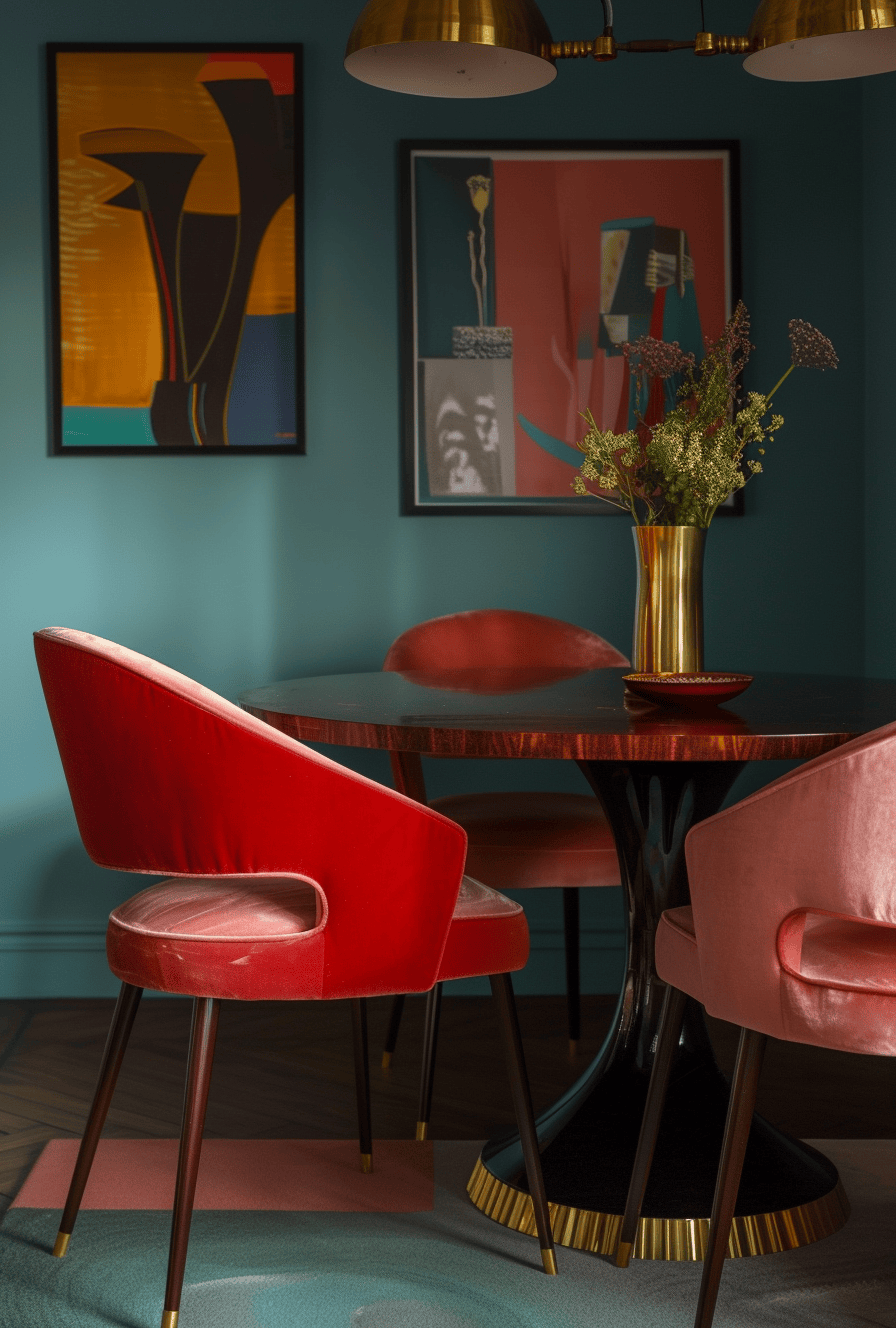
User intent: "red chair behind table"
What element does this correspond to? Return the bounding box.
[381,609,628,1136]
[616,720,896,1327]
[34,628,558,1328]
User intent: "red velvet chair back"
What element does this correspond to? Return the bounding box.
[684,719,896,1053]
[383,609,629,674]
[34,629,467,999]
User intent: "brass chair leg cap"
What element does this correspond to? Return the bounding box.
[161,1312,179,1328]
[381,1051,392,1070]
[541,1247,558,1275]
[415,1121,428,1142]
[615,1240,633,1268]
[52,1232,71,1258]
[360,1152,372,1174]
[568,1039,579,1058]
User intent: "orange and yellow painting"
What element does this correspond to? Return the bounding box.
[49,45,302,451]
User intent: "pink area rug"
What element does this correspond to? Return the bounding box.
[12,1138,433,1212]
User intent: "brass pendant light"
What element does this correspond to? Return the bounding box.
[344,0,557,97]
[746,0,896,79]
[344,0,896,95]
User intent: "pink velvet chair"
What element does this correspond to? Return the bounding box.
[615,720,896,1327]
[34,628,558,1328]
[381,609,628,1136]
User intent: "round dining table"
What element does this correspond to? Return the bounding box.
[239,665,896,1261]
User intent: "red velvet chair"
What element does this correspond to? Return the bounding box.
[381,609,628,1136]
[616,720,896,1327]
[34,628,558,1328]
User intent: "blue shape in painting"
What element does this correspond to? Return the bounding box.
[226,313,297,446]
[516,412,581,469]
[62,314,296,448]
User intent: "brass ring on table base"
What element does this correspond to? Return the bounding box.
[467,1159,850,1261]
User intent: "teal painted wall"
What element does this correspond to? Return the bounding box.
[863,74,896,677]
[0,1,877,997]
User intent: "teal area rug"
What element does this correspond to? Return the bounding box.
[1,1141,893,1327]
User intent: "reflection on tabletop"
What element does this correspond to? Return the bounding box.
[623,692,752,735]
[395,666,752,733]
[395,665,593,694]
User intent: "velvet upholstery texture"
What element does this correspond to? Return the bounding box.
[106,875,326,1001]
[652,905,703,1008]
[662,719,896,1055]
[34,629,560,1324]
[382,608,630,675]
[34,628,531,1001]
[432,791,622,892]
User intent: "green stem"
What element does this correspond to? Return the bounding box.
[619,479,639,523]
[593,491,633,516]
[765,363,794,403]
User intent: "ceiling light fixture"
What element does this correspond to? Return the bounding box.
[746,0,896,80]
[344,0,896,96]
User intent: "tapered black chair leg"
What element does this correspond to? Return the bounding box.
[489,973,558,1275]
[382,993,405,1069]
[562,888,581,1053]
[616,984,688,1267]
[54,981,144,1257]
[416,983,443,1141]
[351,997,373,1172]
[694,1028,767,1328]
[161,997,220,1328]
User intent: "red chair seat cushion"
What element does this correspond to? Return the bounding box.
[107,876,327,1001]
[430,791,620,891]
[655,906,704,1006]
[107,873,528,1000]
[436,877,529,982]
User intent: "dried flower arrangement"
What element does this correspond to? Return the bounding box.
[573,302,838,527]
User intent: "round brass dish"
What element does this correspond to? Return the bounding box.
[467,1158,850,1260]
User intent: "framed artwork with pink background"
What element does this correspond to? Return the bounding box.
[400,140,740,515]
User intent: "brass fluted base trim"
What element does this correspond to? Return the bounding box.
[52,1231,70,1258]
[467,1158,851,1260]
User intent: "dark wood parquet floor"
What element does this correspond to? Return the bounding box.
[1,995,893,1216]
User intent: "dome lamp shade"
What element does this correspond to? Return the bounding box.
[344,0,557,97]
[745,0,896,79]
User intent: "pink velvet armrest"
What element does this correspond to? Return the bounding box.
[683,719,896,1052]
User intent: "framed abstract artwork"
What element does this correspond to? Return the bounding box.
[47,43,303,454]
[400,140,740,514]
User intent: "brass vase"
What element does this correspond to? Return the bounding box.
[632,526,706,674]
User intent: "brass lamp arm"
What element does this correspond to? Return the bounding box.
[551,32,755,61]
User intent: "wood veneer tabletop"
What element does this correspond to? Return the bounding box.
[239,668,896,762]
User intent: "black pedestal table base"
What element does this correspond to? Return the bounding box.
[467,758,850,1259]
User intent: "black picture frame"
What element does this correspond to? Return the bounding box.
[400,139,742,515]
[47,42,304,455]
